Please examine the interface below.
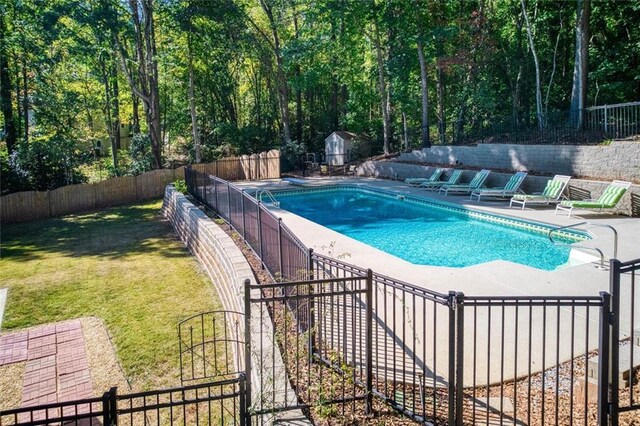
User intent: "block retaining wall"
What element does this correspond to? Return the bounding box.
[397,141,640,182]
[161,186,307,424]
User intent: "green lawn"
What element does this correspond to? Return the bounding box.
[0,201,222,389]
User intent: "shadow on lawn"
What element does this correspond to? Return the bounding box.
[1,203,190,261]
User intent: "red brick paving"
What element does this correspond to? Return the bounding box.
[0,319,96,414]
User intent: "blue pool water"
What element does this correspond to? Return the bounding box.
[274,188,588,270]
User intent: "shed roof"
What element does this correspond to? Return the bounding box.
[326,131,358,141]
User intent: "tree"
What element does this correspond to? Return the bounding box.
[521,0,544,129]
[0,12,17,153]
[569,0,590,128]
[115,0,163,169]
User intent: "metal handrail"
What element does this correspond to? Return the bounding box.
[256,189,280,207]
[548,221,619,270]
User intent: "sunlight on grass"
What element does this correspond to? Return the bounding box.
[0,201,224,390]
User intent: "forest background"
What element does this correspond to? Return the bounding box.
[0,0,638,195]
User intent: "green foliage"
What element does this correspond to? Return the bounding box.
[173,179,187,193]
[128,134,155,175]
[280,139,306,172]
[6,134,87,192]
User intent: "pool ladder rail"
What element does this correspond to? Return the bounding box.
[256,189,280,207]
[548,222,618,270]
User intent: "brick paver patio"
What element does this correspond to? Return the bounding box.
[0,319,95,420]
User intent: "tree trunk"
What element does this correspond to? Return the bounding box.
[293,8,303,143]
[116,0,162,169]
[0,16,17,153]
[373,24,391,155]
[100,58,118,170]
[521,0,544,130]
[259,0,291,145]
[402,111,409,151]
[111,61,121,150]
[436,64,446,144]
[569,0,590,128]
[187,32,201,163]
[417,38,430,148]
[21,48,28,143]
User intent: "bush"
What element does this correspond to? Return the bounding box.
[173,179,187,193]
[5,135,87,193]
[128,133,156,175]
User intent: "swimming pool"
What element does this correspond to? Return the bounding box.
[273,187,590,270]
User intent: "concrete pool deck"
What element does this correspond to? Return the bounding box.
[235,177,639,385]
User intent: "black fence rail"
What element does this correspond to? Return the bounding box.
[0,376,246,426]
[184,168,639,425]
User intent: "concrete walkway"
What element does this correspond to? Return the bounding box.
[236,177,640,386]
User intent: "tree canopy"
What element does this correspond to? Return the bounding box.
[1,0,638,193]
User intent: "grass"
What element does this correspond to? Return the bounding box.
[0,200,223,390]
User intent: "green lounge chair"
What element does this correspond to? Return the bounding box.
[405,168,443,186]
[470,172,528,201]
[509,175,571,210]
[439,169,491,196]
[555,180,632,217]
[419,169,463,190]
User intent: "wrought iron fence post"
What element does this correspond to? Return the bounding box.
[241,190,246,240]
[102,391,111,426]
[213,176,218,210]
[243,279,252,418]
[239,373,249,426]
[278,218,283,278]
[227,182,232,221]
[257,202,263,261]
[447,291,456,426]
[365,269,374,415]
[307,248,316,356]
[598,291,612,426]
[108,387,117,426]
[609,259,622,425]
[455,292,465,426]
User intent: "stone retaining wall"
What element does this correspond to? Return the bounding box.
[398,141,640,182]
[161,186,308,424]
[358,161,639,217]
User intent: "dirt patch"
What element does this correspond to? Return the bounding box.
[82,317,130,394]
[0,361,25,411]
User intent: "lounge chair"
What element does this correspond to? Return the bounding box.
[420,169,463,190]
[439,169,491,196]
[469,172,528,202]
[509,175,571,209]
[405,168,443,186]
[555,180,632,217]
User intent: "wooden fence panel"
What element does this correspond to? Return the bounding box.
[95,176,137,208]
[136,169,176,200]
[1,191,50,223]
[1,150,279,224]
[50,184,96,217]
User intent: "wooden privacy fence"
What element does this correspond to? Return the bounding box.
[1,150,280,224]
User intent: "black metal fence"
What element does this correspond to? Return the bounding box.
[184,168,640,425]
[0,376,246,425]
[450,102,639,146]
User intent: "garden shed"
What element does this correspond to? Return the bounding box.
[325,131,360,166]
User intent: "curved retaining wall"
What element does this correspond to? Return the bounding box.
[161,186,307,424]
